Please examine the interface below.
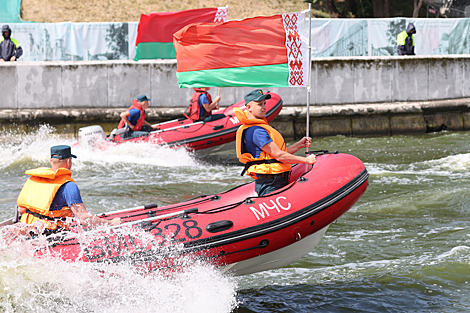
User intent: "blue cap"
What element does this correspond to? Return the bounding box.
[137,95,150,102]
[244,89,271,105]
[51,145,77,159]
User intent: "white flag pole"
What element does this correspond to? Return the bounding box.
[305,3,312,172]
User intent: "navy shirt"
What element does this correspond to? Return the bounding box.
[127,108,141,126]
[49,182,83,211]
[244,126,273,158]
[198,94,210,119]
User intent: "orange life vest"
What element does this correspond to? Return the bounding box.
[188,89,212,121]
[118,100,146,131]
[234,107,292,179]
[17,167,76,230]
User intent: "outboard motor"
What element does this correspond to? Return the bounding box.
[78,125,106,147]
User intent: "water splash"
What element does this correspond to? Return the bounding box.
[0,224,238,313]
[366,152,470,181]
[0,125,201,171]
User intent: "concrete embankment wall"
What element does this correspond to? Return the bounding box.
[2,55,470,138]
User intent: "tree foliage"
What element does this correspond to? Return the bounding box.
[305,0,429,18]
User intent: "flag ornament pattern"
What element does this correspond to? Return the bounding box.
[134,7,228,61]
[214,6,229,23]
[283,13,307,87]
[173,11,309,88]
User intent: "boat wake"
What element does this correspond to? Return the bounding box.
[0,223,238,313]
[366,152,470,179]
[0,125,199,172]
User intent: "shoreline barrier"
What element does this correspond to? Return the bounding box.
[1,99,469,139]
[1,56,470,138]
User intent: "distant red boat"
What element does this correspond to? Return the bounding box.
[77,92,283,152]
[1,152,368,276]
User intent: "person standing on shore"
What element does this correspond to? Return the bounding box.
[0,25,23,62]
[397,23,416,56]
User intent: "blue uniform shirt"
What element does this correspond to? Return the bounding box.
[244,126,273,158]
[128,108,141,126]
[198,94,210,119]
[49,182,83,211]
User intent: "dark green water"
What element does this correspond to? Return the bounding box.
[1,125,469,313]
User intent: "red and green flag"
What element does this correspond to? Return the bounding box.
[173,11,309,88]
[134,7,228,61]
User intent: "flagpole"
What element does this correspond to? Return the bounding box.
[217,87,221,109]
[305,3,312,172]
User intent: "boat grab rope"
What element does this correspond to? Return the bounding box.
[103,179,254,221]
[198,151,345,215]
[306,150,339,155]
[62,153,328,230]
[199,163,317,215]
[117,159,318,220]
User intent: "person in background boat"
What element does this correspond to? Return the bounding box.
[118,95,159,139]
[0,25,23,62]
[188,87,222,122]
[235,89,317,197]
[16,145,120,235]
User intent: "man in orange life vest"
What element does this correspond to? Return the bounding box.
[188,87,221,122]
[235,89,317,197]
[118,95,159,139]
[17,145,120,235]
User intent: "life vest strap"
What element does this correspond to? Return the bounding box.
[241,159,282,176]
[25,210,68,222]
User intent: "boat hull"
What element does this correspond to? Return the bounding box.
[221,225,330,276]
[98,92,283,152]
[28,153,368,276]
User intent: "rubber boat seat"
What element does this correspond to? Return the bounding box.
[203,114,226,123]
[109,127,150,141]
[108,127,127,140]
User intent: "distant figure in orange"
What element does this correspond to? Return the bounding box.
[188,87,221,122]
[118,95,159,139]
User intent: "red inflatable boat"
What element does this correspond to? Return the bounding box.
[78,92,283,152]
[3,152,368,276]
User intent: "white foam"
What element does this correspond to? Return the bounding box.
[367,153,470,177]
[0,225,238,313]
[73,140,198,170]
[436,245,470,260]
[0,125,201,172]
[0,125,73,170]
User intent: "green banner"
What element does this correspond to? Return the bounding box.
[134,42,176,60]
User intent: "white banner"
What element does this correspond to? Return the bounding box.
[312,19,368,57]
[4,18,470,61]
[311,18,470,57]
[6,22,138,61]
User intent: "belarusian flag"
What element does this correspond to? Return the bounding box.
[173,11,309,88]
[134,7,228,60]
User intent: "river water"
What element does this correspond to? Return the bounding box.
[1,125,469,313]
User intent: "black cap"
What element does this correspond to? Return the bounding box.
[244,89,271,105]
[2,25,10,32]
[51,145,77,159]
[137,95,150,102]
